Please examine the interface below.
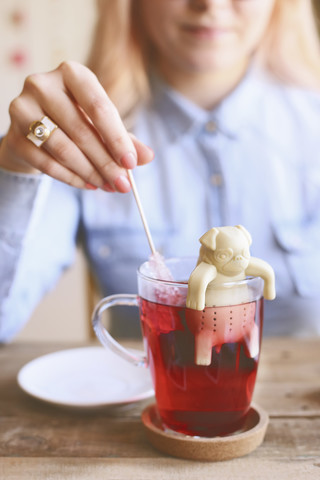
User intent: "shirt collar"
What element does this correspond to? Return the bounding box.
[150,67,269,142]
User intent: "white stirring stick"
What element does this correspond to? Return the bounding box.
[127,169,156,255]
[127,169,174,282]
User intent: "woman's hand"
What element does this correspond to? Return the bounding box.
[0,61,154,192]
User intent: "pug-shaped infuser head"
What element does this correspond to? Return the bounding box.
[198,225,252,279]
[186,225,276,366]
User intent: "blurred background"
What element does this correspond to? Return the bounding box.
[0,0,97,342]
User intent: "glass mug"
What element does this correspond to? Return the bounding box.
[92,257,264,437]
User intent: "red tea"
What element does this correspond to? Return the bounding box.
[140,297,263,437]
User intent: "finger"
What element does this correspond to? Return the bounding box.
[23,67,140,191]
[129,134,155,166]
[29,83,128,190]
[42,126,108,189]
[9,96,101,189]
[10,123,91,189]
[58,62,154,167]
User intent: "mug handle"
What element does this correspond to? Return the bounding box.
[92,294,147,367]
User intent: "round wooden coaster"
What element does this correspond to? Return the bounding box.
[141,403,269,461]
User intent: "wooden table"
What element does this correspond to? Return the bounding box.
[1,338,320,479]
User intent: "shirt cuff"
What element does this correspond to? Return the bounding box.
[0,168,50,238]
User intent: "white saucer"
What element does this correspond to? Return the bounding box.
[17,346,154,408]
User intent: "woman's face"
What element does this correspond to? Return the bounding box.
[138,0,276,75]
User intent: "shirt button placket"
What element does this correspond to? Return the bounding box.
[201,120,225,226]
[205,120,217,133]
[98,245,111,258]
[210,173,223,187]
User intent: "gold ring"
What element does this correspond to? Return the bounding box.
[27,116,58,147]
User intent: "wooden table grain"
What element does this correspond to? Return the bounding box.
[0,338,320,479]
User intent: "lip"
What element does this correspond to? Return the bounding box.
[182,24,234,40]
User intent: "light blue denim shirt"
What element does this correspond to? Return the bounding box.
[1,70,320,341]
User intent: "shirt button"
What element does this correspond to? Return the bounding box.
[98,245,111,258]
[210,173,223,186]
[205,120,217,133]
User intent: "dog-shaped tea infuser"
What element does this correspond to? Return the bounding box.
[186,225,276,366]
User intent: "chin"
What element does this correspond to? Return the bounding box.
[182,51,244,74]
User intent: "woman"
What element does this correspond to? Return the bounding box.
[0,0,319,341]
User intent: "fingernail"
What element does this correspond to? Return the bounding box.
[102,182,115,192]
[145,145,154,154]
[146,145,155,159]
[114,175,131,192]
[120,152,137,169]
[85,183,98,190]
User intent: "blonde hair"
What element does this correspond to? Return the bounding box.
[87,0,147,125]
[256,0,320,88]
[87,0,320,120]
